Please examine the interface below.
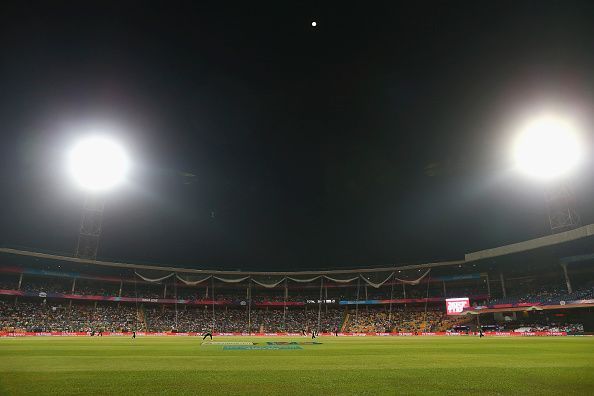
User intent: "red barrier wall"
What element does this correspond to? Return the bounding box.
[0,331,567,337]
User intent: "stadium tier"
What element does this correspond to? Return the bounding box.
[1,233,593,336]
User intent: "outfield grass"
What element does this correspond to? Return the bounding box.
[0,336,593,395]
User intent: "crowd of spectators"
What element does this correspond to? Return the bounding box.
[1,274,591,335]
[10,276,575,306]
[0,300,143,332]
[489,283,594,305]
[2,297,587,334]
[506,323,584,334]
[143,306,343,333]
[0,281,18,290]
[21,281,72,294]
[479,321,584,334]
[253,307,343,332]
[345,308,469,333]
[0,276,494,302]
[0,277,322,302]
[0,298,345,333]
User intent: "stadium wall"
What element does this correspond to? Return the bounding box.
[0,331,569,337]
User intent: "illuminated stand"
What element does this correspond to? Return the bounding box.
[68,135,130,260]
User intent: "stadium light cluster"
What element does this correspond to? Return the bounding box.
[513,115,583,181]
[67,135,130,192]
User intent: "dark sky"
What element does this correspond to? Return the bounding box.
[1,1,593,271]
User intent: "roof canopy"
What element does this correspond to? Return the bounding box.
[1,223,593,286]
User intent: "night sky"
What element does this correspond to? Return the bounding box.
[1,1,593,271]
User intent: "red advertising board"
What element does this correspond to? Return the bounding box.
[0,331,567,337]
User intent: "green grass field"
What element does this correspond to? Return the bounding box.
[1,336,593,395]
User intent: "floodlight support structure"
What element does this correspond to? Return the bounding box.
[75,195,105,260]
[545,183,580,233]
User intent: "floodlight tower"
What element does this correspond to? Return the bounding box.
[544,184,580,232]
[67,136,130,259]
[76,195,106,260]
[513,114,583,233]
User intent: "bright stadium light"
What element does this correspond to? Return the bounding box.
[513,115,583,181]
[67,136,130,192]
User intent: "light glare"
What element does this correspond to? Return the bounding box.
[513,115,582,180]
[68,136,129,191]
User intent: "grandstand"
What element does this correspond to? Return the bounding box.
[1,223,593,337]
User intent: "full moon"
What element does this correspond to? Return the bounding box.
[311,21,317,27]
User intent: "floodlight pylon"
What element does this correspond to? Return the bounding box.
[545,183,580,233]
[75,195,105,259]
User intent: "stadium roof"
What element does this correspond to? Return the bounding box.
[464,224,594,262]
[0,246,461,276]
[1,223,593,276]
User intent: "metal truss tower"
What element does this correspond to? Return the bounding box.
[75,195,105,260]
[545,183,580,233]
